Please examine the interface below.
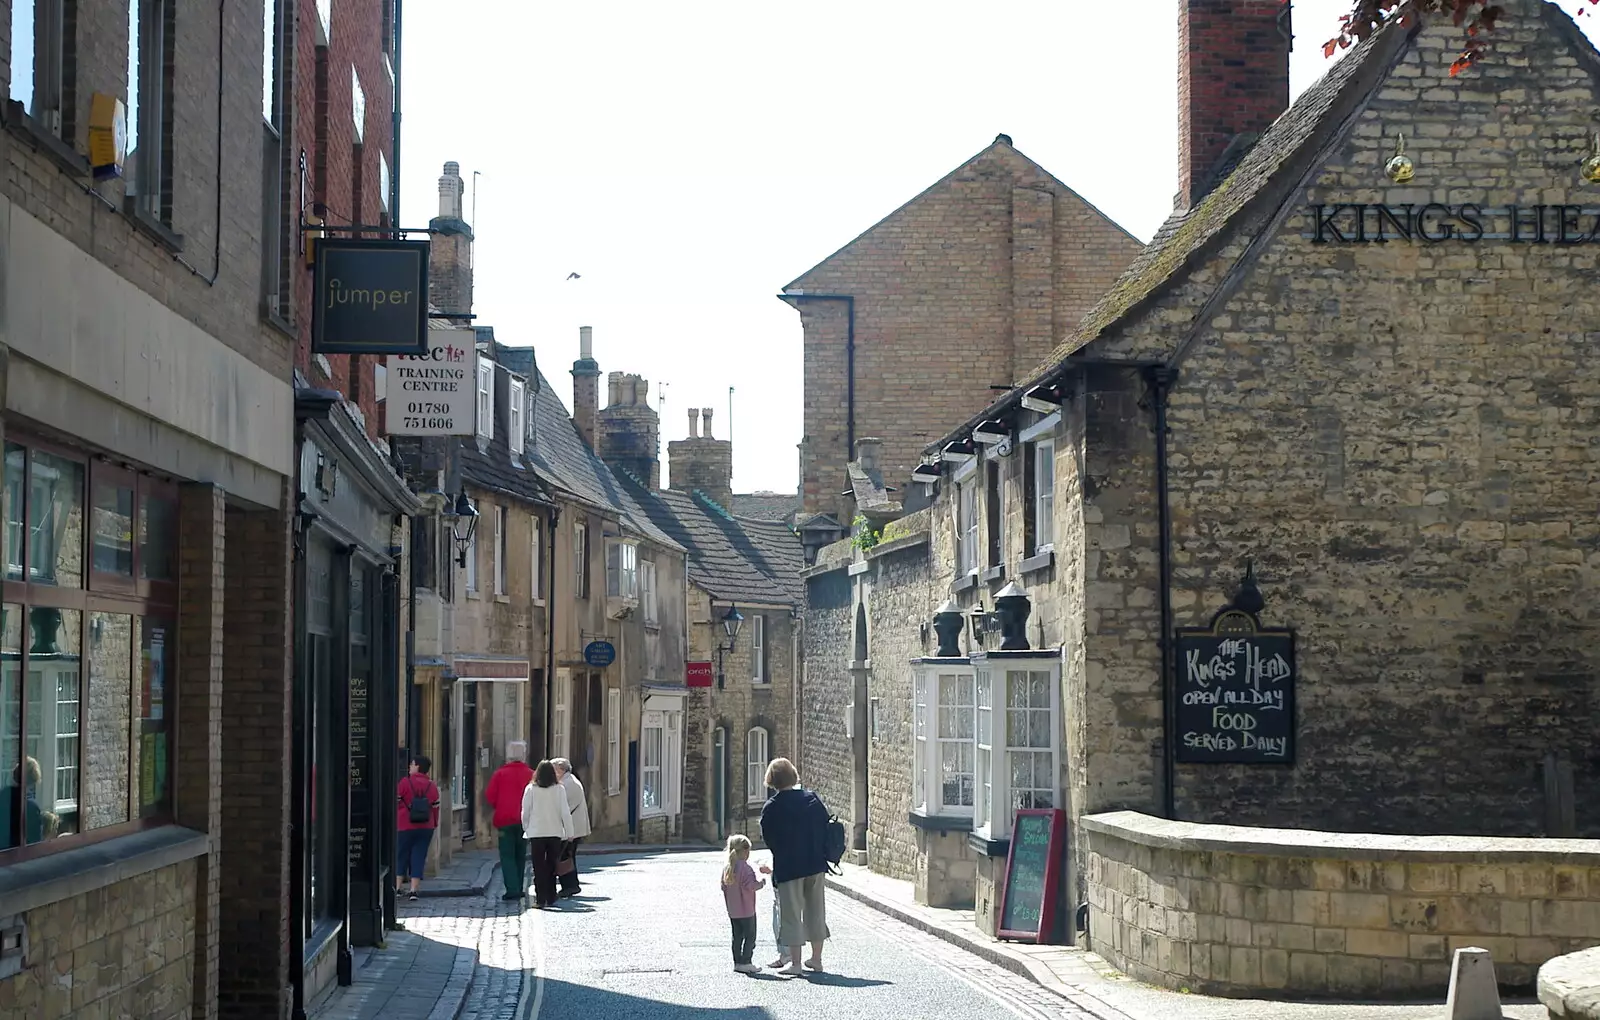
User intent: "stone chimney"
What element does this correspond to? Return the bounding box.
[571,326,600,449]
[1178,1,1291,210]
[668,405,733,511]
[597,370,660,489]
[428,161,473,318]
[854,437,881,475]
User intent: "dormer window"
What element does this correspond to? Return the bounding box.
[476,359,494,441]
[508,378,525,455]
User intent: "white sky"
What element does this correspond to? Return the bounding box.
[398,0,1599,495]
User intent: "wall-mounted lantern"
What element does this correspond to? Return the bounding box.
[715,604,744,690]
[932,599,965,658]
[967,604,989,651]
[445,491,479,568]
[994,581,1033,651]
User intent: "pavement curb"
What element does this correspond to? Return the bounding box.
[823,874,1137,1020]
[418,856,499,899]
[425,919,480,1020]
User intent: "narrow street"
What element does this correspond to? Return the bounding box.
[377,850,1097,1020]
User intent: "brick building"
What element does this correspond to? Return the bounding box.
[618,408,805,846]
[802,0,1600,1000]
[0,0,295,1017]
[781,134,1142,527]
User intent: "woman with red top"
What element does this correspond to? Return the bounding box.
[395,755,441,901]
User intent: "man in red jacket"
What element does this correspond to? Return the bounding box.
[484,741,535,901]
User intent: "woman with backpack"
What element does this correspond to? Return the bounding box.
[395,755,441,901]
[758,757,833,975]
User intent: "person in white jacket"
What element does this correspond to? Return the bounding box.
[552,758,591,899]
[521,759,572,908]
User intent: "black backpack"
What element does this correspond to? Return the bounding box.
[406,777,432,825]
[823,814,847,874]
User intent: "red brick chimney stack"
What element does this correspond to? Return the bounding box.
[572,325,600,448]
[1178,0,1292,210]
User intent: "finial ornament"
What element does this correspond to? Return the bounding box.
[1384,132,1415,183]
[1581,132,1600,184]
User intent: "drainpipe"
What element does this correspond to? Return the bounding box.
[1147,366,1178,819]
[543,505,560,758]
[780,293,856,457]
[389,0,403,235]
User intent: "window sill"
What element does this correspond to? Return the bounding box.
[3,103,90,178]
[533,597,546,608]
[607,787,620,797]
[1020,549,1055,575]
[981,564,1006,585]
[908,811,973,833]
[640,808,667,820]
[465,590,481,600]
[261,309,297,341]
[644,620,660,632]
[951,572,979,594]
[967,832,1010,858]
[494,593,510,604]
[0,825,208,916]
[752,680,772,690]
[123,199,186,254]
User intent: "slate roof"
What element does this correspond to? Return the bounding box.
[928,25,1411,454]
[619,476,804,608]
[729,492,802,523]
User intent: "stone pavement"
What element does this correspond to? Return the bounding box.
[417,847,499,898]
[824,862,1550,1020]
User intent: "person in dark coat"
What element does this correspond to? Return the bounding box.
[758,757,832,975]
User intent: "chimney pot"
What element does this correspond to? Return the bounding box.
[701,407,714,438]
[607,372,623,407]
[1178,0,1291,209]
[579,326,593,359]
[855,437,882,472]
[994,133,1013,147]
[687,408,700,438]
[438,162,465,220]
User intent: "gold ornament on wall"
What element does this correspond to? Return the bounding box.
[1581,132,1600,184]
[1384,133,1415,183]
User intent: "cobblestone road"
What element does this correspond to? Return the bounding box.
[436,849,1105,1020]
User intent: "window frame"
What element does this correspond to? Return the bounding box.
[476,360,494,441]
[12,0,68,137]
[641,713,664,817]
[463,523,478,594]
[934,668,976,816]
[640,560,657,626]
[911,661,980,819]
[128,0,175,224]
[751,614,767,685]
[493,506,507,595]
[605,539,638,600]
[971,657,1061,842]
[530,515,542,601]
[1,435,180,865]
[985,459,1003,569]
[955,477,978,577]
[572,520,587,599]
[912,672,928,813]
[1031,438,1055,554]
[508,378,525,455]
[605,686,620,794]
[745,726,769,805]
[552,672,569,761]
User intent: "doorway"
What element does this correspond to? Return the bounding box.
[459,683,478,841]
[712,726,727,842]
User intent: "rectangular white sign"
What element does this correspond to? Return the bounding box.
[386,325,478,436]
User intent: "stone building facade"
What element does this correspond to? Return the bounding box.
[781,135,1142,523]
[0,0,296,1016]
[801,0,1600,994]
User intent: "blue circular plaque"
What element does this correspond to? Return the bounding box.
[583,641,616,668]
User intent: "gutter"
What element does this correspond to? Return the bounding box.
[543,504,560,758]
[779,292,856,454]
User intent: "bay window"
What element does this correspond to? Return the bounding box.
[606,540,638,599]
[910,661,977,819]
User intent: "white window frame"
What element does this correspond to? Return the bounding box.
[640,560,657,626]
[14,0,67,135]
[476,360,494,440]
[667,711,683,816]
[973,659,1061,841]
[641,712,664,817]
[573,520,587,598]
[751,614,767,684]
[1033,438,1055,553]
[351,65,365,143]
[530,516,542,601]
[606,687,620,794]
[552,672,570,760]
[955,478,978,576]
[746,726,769,804]
[493,506,507,595]
[606,540,638,599]
[463,524,478,593]
[508,378,525,455]
[912,672,928,813]
[930,668,975,816]
[975,670,993,830]
[128,0,172,221]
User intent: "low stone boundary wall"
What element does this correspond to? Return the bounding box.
[1083,810,1600,999]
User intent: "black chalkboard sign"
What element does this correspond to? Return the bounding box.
[997,808,1065,943]
[1175,608,1295,764]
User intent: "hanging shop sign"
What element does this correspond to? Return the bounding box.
[312,238,430,355]
[386,326,478,436]
[583,640,616,668]
[685,661,713,688]
[1174,605,1295,765]
[1308,203,1600,245]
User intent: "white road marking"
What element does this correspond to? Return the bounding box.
[518,903,545,1020]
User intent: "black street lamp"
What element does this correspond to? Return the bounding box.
[445,491,479,568]
[715,604,744,689]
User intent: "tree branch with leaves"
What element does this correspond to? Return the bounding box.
[1322,0,1599,76]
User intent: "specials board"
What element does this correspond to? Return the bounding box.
[997,808,1066,943]
[1174,610,1295,764]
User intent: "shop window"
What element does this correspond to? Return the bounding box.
[751,615,767,684]
[10,0,68,137]
[910,663,977,818]
[138,486,176,581]
[605,687,619,794]
[1,439,176,860]
[745,726,768,804]
[641,715,663,815]
[605,540,638,599]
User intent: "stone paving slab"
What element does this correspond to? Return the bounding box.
[824,861,1550,1020]
[418,848,500,898]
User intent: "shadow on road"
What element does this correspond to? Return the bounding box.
[798,973,891,989]
[529,978,775,1019]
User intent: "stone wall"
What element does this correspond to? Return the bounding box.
[1084,811,1600,999]
[800,554,854,823]
[0,858,199,1017]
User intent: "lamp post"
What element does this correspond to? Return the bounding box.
[714,604,744,690]
[444,492,479,569]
